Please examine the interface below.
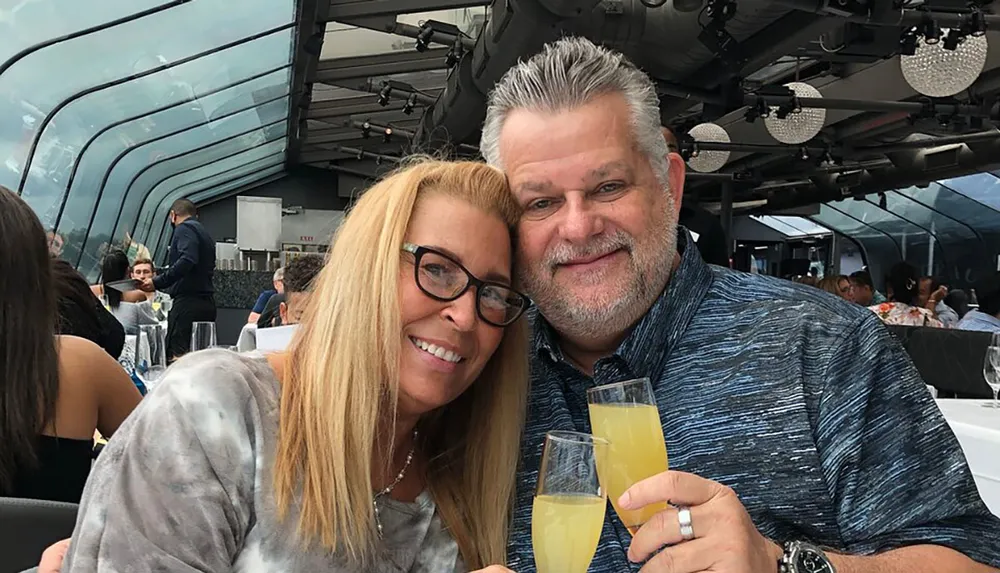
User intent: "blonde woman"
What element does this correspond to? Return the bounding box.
[60,160,531,572]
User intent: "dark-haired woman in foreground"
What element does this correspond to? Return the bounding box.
[0,186,141,503]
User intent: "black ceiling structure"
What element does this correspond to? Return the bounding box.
[285,0,1000,214]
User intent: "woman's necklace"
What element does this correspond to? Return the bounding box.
[373,429,418,538]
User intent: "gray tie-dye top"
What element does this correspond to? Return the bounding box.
[62,350,465,573]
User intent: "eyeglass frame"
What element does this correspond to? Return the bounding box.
[401,242,532,327]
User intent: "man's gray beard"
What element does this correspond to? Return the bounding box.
[519,220,677,343]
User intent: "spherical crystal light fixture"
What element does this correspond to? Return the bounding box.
[900,31,988,98]
[764,82,826,145]
[686,122,730,173]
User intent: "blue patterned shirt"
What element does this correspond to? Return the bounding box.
[508,231,1000,571]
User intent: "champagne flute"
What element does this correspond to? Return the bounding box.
[985,333,1000,409]
[587,378,669,534]
[138,324,168,392]
[532,431,608,573]
[190,321,217,352]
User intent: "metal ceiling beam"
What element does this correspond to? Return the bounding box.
[312,48,450,82]
[287,0,332,165]
[307,96,418,118]
[325,0,489,21]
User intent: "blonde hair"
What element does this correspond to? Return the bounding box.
[273,159,529,568]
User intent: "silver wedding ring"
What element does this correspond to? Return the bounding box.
[677,506,695,541]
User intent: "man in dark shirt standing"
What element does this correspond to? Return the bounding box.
[139,199,216,360]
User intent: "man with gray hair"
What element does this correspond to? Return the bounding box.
[483,37,999,572]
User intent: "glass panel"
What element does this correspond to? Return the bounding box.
[938,173,1000,211]
[321,7,486,59]
[770,216,831,236]
[828,199,945,278]
[149,159,284,259]
[75,96,289,276]
[875,191,983,288]
[134,137,287,246]
[55,65,291,265]
[1,0,293,198]
[29,30,293,227]
[897,183,1000,287]
[752,215,808,237]
[0,0,166,64]
[812,204,900,290]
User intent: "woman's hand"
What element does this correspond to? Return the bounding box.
[39,538,70,573]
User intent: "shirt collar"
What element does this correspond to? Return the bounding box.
[531,227,715,381]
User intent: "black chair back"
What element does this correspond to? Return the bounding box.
[886,325,994,399]
[0,497,77,572]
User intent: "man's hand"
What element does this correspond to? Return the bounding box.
[39,538,70,573]
[139,278,156,293]
[620,471,782,572]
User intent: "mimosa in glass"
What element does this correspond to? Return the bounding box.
[587,378,669,534]
[532,431,608,573]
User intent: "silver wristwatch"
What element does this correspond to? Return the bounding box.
[779,541,836,573]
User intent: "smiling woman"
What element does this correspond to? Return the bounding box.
[59,160,531,573]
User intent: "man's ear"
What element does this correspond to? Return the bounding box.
[667,152,686,215]
[279,302,288,325]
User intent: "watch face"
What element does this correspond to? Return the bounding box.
[795,548,835,573]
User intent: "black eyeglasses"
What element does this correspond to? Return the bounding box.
[402,243,531,327]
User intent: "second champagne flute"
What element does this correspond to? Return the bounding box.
[532,431,608,573]
[587,377,669,534]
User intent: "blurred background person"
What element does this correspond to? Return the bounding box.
[849,270,886,306]
[248,267,283,324]
[139,199,216,360]
[957,275,1000,333]
[94,250,159,336]
[51,258,125,360]
[817,275,853,301]
[869,262,944,327]
[275,255,323,327]
[0,186,140,504]
[919,276,959,327]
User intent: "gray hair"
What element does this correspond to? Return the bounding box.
[480,36,670,187]
[273,267,284,282]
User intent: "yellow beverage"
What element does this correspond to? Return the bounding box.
[588,403,669,533]
[532,494,606,573]
[152,302,162,313]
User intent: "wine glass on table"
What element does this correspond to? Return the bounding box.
[532,431,608,573]
[985,333,1000,409]
[191,321,217,352]
[587,377,669,534]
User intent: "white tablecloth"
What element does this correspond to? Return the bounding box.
[936,399,1000,516]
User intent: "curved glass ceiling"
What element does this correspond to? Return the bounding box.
[1,0,296,277]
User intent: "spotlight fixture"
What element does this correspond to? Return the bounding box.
[799,147,809,161]
[361,121,372,138]
[402,93,418,115]
[878,192,887,210]
[446,38,464,68]
[383,127,393,143]
[942,28,964,51]
[375,156,383,166]
[415,25,434,52]
[377,83,392,106]
[899,28,919,56]
[356,148,365,160]
[967,9,987,37]
[922,18,941,45]
[705,0,737,22]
